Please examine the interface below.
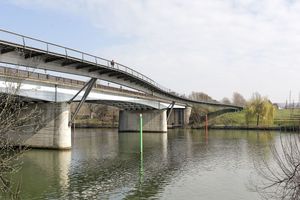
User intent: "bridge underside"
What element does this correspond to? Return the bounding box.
[86,100,156,110]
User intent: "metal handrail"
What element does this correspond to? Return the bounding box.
[0,28,172,94]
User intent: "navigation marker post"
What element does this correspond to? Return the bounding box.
[139,113,144,184]
[140,113,143,154]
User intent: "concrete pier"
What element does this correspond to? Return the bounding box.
[24,102,71,149]
[119,110,167,132]
[167,106,192,128]
[167,108,184,127]
[184,106,192,127]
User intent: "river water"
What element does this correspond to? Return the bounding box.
[13,129,282,199]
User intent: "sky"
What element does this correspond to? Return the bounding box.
[0,0,299,103]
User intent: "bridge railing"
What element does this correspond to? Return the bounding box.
[0,29,172,94]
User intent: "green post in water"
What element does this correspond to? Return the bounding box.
[140,113,143,154]
[139,114,144,185]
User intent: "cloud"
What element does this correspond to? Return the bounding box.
[7,0,300,101]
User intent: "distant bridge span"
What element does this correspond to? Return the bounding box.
[0,29,242,149]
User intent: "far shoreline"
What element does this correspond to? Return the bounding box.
[73,123,299,132]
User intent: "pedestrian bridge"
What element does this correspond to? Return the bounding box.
[0,29,242,149]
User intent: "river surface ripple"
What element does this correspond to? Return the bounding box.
[13,128,283,200]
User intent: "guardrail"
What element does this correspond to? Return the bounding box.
[0,29,173,94]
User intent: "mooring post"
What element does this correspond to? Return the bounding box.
[140,113,143,154]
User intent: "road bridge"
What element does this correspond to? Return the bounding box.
[0,29,242,149]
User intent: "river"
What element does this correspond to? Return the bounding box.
[12,128,283,199]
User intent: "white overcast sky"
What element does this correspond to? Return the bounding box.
[1,0,300,102]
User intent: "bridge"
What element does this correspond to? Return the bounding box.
[0,29,242,149]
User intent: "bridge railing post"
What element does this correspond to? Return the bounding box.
[22,36,25,48]
[46,43,49,53]
[65,48,68,58]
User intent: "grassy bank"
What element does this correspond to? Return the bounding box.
[211,108,300,129]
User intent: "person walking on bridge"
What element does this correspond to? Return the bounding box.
[110,60,115,67]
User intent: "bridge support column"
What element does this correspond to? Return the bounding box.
[167,107,192,128]
[167,108,184,128]
[25,102,71,149]
[183,106,192,127]
[119,110,167,132]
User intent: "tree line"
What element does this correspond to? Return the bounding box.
[189,91,275,126]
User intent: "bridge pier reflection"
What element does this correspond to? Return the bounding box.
[17,149,72,199]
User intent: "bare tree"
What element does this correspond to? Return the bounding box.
[189,105,208,126]
[188,91,219,103]
[255,133,300,200]
[85,103,108,120]
[93,105,109,120]
[221,97,231,104]
[85,103,97,119]
[0,84,41,199]
[232,92,246,107]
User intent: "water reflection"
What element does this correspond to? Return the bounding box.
[10,128,279,200]
[15,149,71,200]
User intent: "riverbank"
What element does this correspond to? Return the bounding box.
[73,122,299,132]
[210,108,300,131]
[190,124,300,131]
[191,125,280,131]
[73,108,300,132]
[209,125,299,132]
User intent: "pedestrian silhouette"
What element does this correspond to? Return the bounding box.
[110,60,115,67]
